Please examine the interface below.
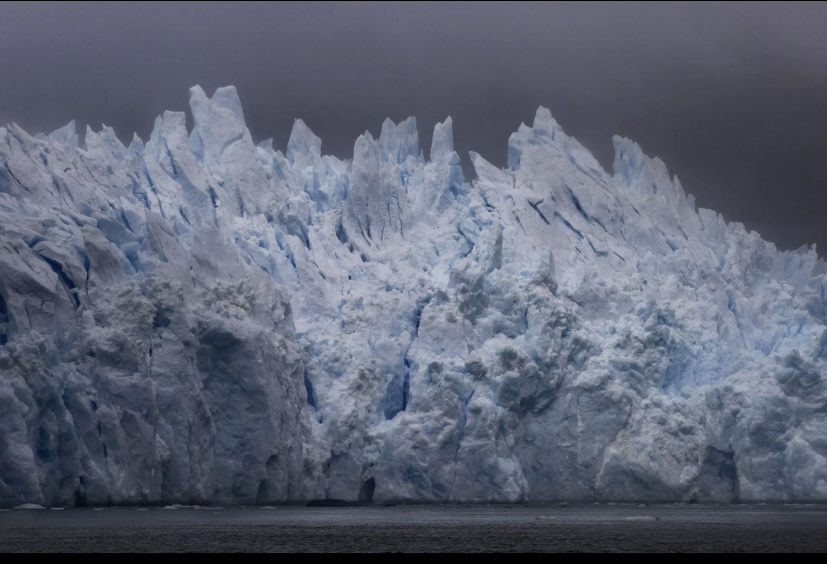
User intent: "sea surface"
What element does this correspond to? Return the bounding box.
[1,503,826,552]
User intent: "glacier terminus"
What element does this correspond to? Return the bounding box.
[2,86,827,507]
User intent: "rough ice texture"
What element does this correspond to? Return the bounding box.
[2,87,827,508]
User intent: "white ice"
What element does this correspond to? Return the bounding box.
[1,86,827,507]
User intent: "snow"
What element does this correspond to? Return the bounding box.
[1,85,827,507]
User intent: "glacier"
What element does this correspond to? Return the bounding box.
[2,85,827,507]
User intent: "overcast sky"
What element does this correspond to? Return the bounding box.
[1,2,825,254]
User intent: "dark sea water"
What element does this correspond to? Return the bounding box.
[1,504,826,552]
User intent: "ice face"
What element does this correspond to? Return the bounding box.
[1,87,827,508]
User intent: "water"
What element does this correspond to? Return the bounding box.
[2,504,827,552]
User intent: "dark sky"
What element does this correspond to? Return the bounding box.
[1,2,825,254]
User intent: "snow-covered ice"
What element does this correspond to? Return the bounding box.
[2,86,827,507]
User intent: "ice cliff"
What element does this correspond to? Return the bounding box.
[2,86,827,507]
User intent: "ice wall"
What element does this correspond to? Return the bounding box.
[2,86,827,507]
